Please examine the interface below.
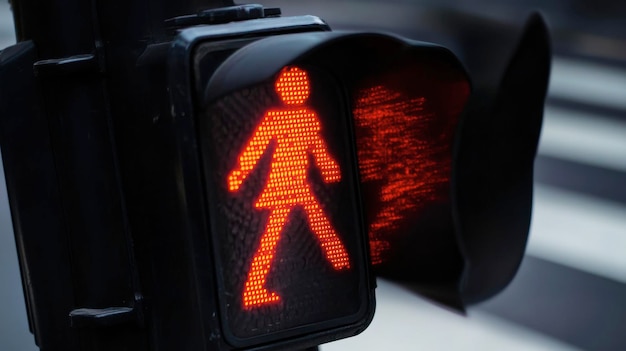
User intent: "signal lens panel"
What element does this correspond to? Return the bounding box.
[353,58,470,266]
[200,65,370,346]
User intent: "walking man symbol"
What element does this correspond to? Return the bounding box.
[227,66,351,308]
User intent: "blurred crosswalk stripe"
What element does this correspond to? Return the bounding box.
[323,279,581,351]
[530,56,626,284]
[527,184,626,284]
[539,106,626,173]
[549,57,626,111]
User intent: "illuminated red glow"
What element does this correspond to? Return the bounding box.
[228,66,350,308]
[275,66,310,105]
[354,85,452,265]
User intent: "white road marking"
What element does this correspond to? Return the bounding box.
[322,279,580,351]
[549,57,626,111]
[527,184,626,284]
[539,105,626,172]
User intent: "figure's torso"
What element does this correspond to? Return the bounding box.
[255,108,320,208]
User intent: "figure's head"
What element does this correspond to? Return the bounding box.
[275,66,310,105]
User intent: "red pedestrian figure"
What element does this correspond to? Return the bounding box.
[228,66,351,308]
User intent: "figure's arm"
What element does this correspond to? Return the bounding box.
[312,133,341,183]
[228,114,273,191]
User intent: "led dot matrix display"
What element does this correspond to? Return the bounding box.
[201,65,369,343]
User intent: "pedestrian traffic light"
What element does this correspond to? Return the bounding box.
[0,1,549,350]
[166,11,472,348]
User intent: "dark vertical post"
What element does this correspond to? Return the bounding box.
[3,0,234,350]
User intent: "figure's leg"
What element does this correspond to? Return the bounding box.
[303,201,350,270]
[243,206,291,308]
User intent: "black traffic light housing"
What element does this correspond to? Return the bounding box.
[166,16,377,350]
[0,1,550,350]
[166,14,471,347]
